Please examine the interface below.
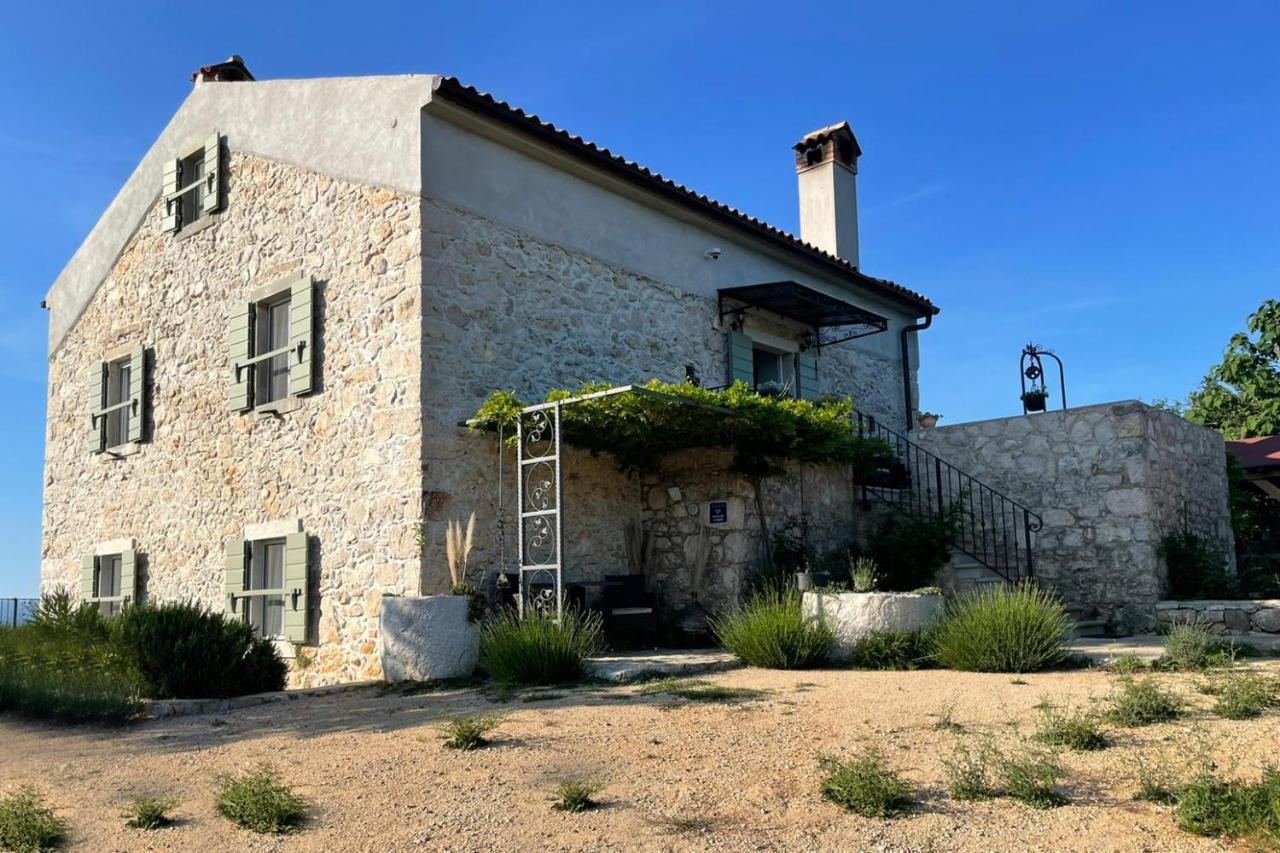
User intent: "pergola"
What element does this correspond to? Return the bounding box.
[505,385,732,619]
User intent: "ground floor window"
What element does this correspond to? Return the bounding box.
[753,345,796,397]
[96,554,122,617]
[242,538,286,638]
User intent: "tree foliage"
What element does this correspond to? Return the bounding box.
[1184,299,1280,440]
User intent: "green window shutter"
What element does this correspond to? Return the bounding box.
[288,275,315,397]
[202,133,223,215]
[224,538,247,614]
[162,158,181,232]
[228,302,254,412]
[127,346,146,443]
[80,554,98,600]
[283,531,309,644]
[120,549,137,604]
[725,331,754,387]
[88,362,107,454]
[795,351,820,400]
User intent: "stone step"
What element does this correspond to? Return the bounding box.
[1071,619,1108,639]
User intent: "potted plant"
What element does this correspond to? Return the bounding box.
[916,411,941,430]
[445,512,483,622]
[1021,387,1048,412]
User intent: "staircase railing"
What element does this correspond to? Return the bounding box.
[855,414,1042,583]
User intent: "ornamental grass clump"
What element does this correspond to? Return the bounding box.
[215,764,308,834]
[478,608,604,685]
[819,751,915,818]
[930,584,1070,673]
[0,786,66,852]
[711,586,833,669]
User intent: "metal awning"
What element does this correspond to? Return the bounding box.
[718,281,889,348]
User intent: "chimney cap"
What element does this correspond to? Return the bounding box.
[192,55,255,84]
[793,121,861,159]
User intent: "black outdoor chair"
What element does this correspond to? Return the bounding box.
[602,574,657,650]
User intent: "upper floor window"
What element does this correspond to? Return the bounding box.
[89,346,146,454]
[163,132,224,234]
[228,274,316,413]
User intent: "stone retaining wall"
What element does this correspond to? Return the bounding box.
[1156,600,1280,635]
[915,401,1234,632]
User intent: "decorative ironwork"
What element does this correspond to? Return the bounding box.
[718,281,889,351]
[1020,343,1066,414]
[517,403,563,620]
[856,413,1043,582]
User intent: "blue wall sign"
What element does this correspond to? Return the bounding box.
[708,501,728,524]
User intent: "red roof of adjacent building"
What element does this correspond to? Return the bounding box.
[1227,436,1280,470]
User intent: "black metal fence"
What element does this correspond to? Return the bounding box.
[856,414,1043,583]
[0,598,38,628]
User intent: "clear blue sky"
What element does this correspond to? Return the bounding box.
[1,2,1277,595]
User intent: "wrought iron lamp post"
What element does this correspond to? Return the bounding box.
[1019,343,1066,414]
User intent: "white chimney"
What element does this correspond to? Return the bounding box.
[794,122,861,267]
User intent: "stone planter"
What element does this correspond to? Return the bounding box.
[803,591,943,662]
[379,595,480,682]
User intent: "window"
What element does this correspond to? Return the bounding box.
[177,148,207,227]
[752,345,796,398]
[162,132,222,234]
[255,294,292,406]
[96,555,123,616]
[241,539,286,638]
[104,357,132,448]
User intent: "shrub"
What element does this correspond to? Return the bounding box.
[1034,702,1110,751]
[1175,768,1280,841]
[115,602,286,700]
[552,780,602,813]
[997,747,1069,809]
[215,764,308,834]
[849,630,931,671]
[125,795,177,830]
[1109,654,1150,675]
[1212,673,1277,720]
[1160,531,1235,598]
[1105,678,1182,727]
[818,751,915,818]
[942,739,995,801]
[1159,621,1239,672]
[0,787,66,852]
[866,508,960,591]
[930,584,1070,673]
[442,715,502,750]
[478,608,603,685]
[712,586,833,669]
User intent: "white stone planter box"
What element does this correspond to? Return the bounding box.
[803,591,943,662]
[380,595,480,682]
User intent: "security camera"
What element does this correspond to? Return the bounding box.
[704,247,723,260]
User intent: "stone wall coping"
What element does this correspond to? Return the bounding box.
[810,590,944,599]
[1156,599,1280,609]
[921,400,1146,432]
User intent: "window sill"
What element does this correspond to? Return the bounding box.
[254,397,304,418]
[174,210,221,241]
[103,442,143,459]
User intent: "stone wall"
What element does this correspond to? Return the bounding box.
[915,401,1234,631]
[417,198,889,600]
[1156,599,1280,636]
[42,152,423,686]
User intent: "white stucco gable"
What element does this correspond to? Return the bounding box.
[44,74,438,354]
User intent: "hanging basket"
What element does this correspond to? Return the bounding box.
[1021,390,1048,412]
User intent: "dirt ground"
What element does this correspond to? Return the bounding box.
[4,662,1279,852]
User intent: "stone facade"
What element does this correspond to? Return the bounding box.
[42,152,424,686]
[416,198,900,603]
[1156,599,1280,636]
[915,401,1234,631]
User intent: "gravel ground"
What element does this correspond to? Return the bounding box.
[3,662,1278,852]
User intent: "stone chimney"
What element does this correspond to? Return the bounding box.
[793,122,861,267]
[192,55,255,84]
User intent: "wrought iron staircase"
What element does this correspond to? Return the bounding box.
[855,414,1042,583]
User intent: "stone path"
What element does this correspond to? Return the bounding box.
[584,648,743,683]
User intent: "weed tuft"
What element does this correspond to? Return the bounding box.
[635,678,765,704]
[1105,678,1182,727]
[215,764,307,834]
[125,795,178,830]
[552,780,603,813]
[442,715,503,750]
[818,751,915,818]
[997,747,1069,809]
[0,786,66,852]
[1034,702,1110,751]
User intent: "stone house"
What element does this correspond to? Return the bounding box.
[40,59,1233,685]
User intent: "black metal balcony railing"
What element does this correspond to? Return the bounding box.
[0,598,38,629]
[856,414,1042,583]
